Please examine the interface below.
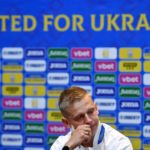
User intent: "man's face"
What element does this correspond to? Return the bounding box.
[65,94,99,136]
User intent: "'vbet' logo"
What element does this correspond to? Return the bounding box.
[3,97,22,108]
[95,61,116,72]
[144,100,150,110]
[25,110,45,121]
[72,61,92,71]
[71,47,92,59]
[119,74,141,85]
[95,87,115,97]
[48,48,68,58]
[144,87,150,98]
[95,74,116,84]
[119,87,141,98]
[48,123,68,134]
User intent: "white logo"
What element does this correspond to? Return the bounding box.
[2,47,23,59]
[144,73,150,85]
[95,98,116,111]
[119,112,141,124]
[95,47,117,59]
[47,73,69,85]
[25,60,46,72]
[143,125,150,137]
[1,134,23,146]
[25,97,46,109]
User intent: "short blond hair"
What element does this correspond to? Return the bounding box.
[58,86,87,116]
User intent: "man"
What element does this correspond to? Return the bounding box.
[50,86,133,150]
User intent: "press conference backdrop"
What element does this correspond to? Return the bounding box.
[1,0,150,150]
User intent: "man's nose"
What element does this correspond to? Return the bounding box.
[84,113,92,123]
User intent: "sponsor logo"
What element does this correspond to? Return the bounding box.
[95,87,115,97]
[25,60,46,72]
[2,123,21,132]
[119,48,141,59]
[119,112,141,124]
[99,112,116,123]
[144,87,150,98]
[71,74,91,83]
[144,47,150,59]
[119,87,141,97]
[26,49,45,58]
[25,97,46,109]
[130,138,141,149]
[71,47,92,59]
[72,61,92,71]
[118,125,141,137]
[2,61,23,71]
[48,98,58,109]
[144,100,150,110]
[48,136,58,146]
[95,47,117,59]
[3,98,22,108]
[25,136,44,145]
[2,73,23,84]
[2,47,23,59]
[47,87,64,97]
[143,74,150,85]
[144,113,150,123]
[143,126,150,137]
[75,85,92,96]
[25,85,45,96]
[47,73,69,85]
[25,73,46,84]
[119,74,141,85]
[3,110,22,120]
[25,123,44,133]
[24,148,44,150]
[48,48,68,58]
[3,85,23,96]
[95,98,116,111]
[48,61,68,70]
[143,139,150,150]
[1,134,23,146]
[120,100,140,110]
[48,123,68,134]
[47,111,62,122]
[25,110,45,121]
[144,61,150,72]
[119,61,141,72]
[95,61,116,72]
[95,74,116,84]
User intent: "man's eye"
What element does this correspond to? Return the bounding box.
[75,115,84,121]
[88,109,94,114]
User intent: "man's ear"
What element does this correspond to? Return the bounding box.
[62,117,71,128]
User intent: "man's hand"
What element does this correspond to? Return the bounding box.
[64,125,92,150]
